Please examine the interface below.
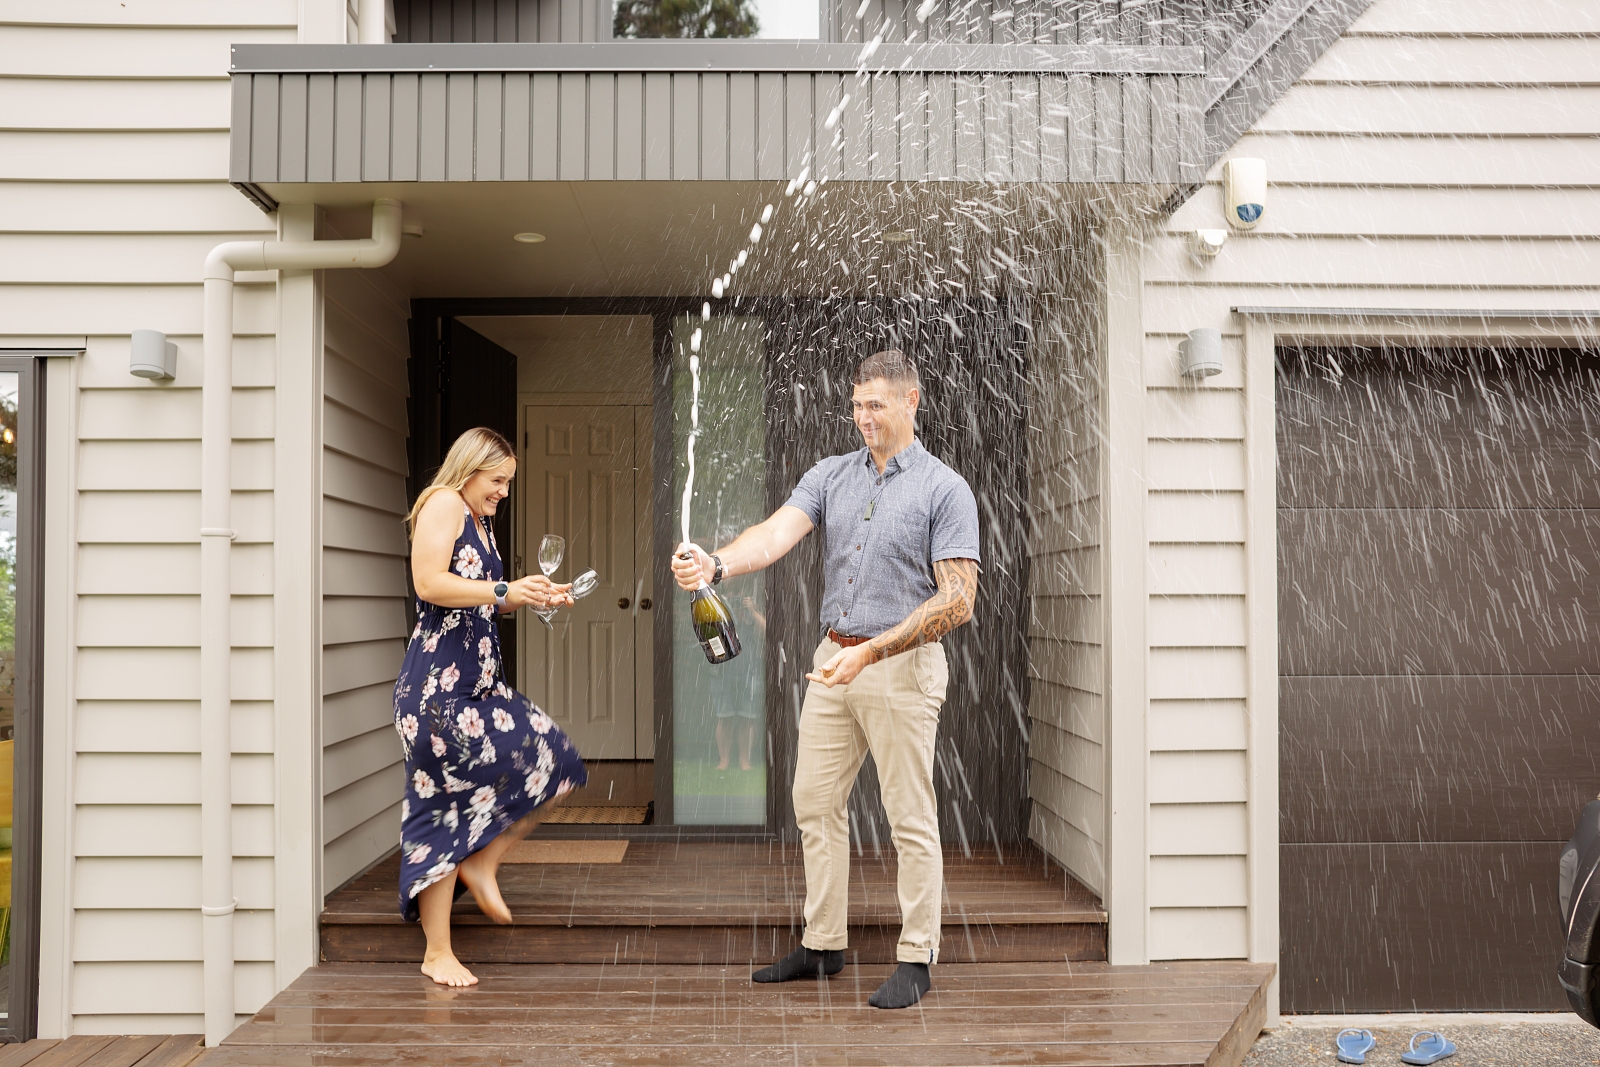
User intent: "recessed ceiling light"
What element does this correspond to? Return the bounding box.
[882,230,914,243]
[513,232,546,244]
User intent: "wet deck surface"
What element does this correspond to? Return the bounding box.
[0,1035,204,1067]
[203,960,1275,1067]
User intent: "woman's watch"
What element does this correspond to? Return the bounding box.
[711,555,725,584]
[493,581,509,607]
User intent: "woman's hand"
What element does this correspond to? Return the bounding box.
[672,542,714,590]
[506,575,572,610]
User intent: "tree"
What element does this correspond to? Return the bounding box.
[613,0,759,39]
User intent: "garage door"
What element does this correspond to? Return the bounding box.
[1278,345,1600,1011]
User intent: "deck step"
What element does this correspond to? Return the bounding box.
[209,960,1274,1067]
[320,841,1108,966]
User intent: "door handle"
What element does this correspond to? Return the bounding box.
[639,598,652,610]
[617,597,631,609]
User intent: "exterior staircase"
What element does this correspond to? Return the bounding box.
[319,840,1108,966]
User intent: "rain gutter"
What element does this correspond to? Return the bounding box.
[199,199,403,1047]
[229,40,1204,76]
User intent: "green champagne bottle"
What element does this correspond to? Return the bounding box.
[683,555,742,664]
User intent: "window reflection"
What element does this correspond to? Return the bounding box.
[0,370,19,1017]
[671,318,766,825]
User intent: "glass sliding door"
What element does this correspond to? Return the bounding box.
[669,315,767,825]
[0,355,39,1039]
[0,370,16,1020]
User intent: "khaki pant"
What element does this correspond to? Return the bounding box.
[793,638,949,964]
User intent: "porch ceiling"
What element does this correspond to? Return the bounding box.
[305,179,1127,300]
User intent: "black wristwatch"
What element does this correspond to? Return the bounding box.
[493,581,509,607]
[711,554,725,584]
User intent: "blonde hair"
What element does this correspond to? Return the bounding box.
[405,427,516,537]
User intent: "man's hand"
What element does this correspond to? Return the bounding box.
[672,542,714,590]
[805,642,878,688]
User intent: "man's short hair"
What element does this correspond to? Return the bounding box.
[853,349,922,393]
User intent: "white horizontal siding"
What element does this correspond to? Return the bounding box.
[1352,0,1600,33]
[77,544,275,596]
[1026,275,1106,897]
[1148,908,1249,961]
[320,265,411,897]
[0,0,295,1034]
[77,702,275,755]
[69,960,276,1019]
[1138,0,1600,966]
[73,857,274,910]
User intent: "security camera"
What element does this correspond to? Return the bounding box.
[1223,157,1266,230]
[1190,229,1228,257]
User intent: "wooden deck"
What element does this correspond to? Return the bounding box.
[322,841,1109,965]
[0,1035,203,1067]
[202,960,1273,1067]
[6,845,1269,1067]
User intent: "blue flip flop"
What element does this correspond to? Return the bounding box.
[1400,1031,1456,1065]
[1335,1029,1377,1064]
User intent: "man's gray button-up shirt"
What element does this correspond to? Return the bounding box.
[783,439,980,639]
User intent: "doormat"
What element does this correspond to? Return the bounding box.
[542,804,651,825]
[505,839,629,864]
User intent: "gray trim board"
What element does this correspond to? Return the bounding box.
[232,181,279,214]
[1160,0,1373,214]
[1203,0,1373,162]
[1234,307,1600,322]
[231,41,1203,75]
[1204,0,1323,110]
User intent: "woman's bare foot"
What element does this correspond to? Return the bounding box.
[716,759,730,771]
[421,950,478,987]
[739,759,752,771]
[456,853,512,924]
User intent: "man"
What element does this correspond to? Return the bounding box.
[672,349,979,1009]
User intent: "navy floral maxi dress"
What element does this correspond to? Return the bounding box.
[393,505,587,920]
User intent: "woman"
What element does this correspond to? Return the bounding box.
[395,427,588,987]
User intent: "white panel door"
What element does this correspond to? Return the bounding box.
[521,405,639,759]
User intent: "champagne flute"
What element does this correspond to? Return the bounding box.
[533,533,565,629]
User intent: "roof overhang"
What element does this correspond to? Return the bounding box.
[228,40,1208,213]
[228,0,1377,222]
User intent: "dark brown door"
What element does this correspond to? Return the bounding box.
[1277,345,1600,1011]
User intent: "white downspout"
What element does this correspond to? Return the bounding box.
[200,198,402,1046]
[357,0,388,42]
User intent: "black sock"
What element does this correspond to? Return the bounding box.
[751,946,844,983]
[868,962,931,1008]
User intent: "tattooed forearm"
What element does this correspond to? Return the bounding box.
[868,558,979,661]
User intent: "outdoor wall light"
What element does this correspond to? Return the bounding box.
[1189,229,1227,257]
[1179,328,1224,380]
[402,222,424,238]
[513,232,546,243]
[1223,157,1266,229]
[130,329,176,380]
